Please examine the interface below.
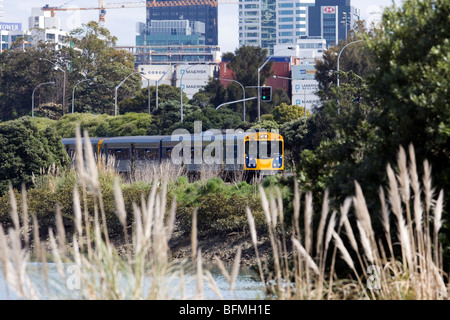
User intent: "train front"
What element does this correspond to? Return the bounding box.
[244,131,284,176]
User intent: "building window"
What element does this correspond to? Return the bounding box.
[279,17,293,22]
[245,11,258,16]
[246,32,259,37]
[245,4,259,8]
[296,10,306,14]
[279,10,294,15]
[278,3,293,8]
[296,17,306,21]
[323,14,336,19]
[278,31,294,37]
[279,24,294,29]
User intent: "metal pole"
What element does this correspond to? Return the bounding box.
[216,97,257,110]
[115,71,139,116]
[32,82,55,117]
[148,79,151,114]
[39,58,66,116]
[337,40,363,87]
[217,78,246,122]
[156,80,159,110]
[72,78,89,114]
[273,75,307,119]
[256,47,293,122]
[62,69,66,116]
[180,65,195,123]
[156,71,168,110]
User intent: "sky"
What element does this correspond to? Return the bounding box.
[2,0,401,53]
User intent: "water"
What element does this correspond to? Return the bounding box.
[0,263,265,300]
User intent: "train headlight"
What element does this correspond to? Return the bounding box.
[272,156,283,168]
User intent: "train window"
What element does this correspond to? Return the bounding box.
[136,148,159,160]
[245,140,282,159]
[245,140,258,157]
[258,141,283,159]
[108,148,130,160]
[166,148,172,159]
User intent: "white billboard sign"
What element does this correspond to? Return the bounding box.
[176,79,209,99]
[292,80,319,95]
[292,94,322,111]
[176,64,214,81]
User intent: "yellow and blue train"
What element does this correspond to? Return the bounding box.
[62,131,284,178]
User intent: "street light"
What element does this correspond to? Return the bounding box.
[155,71,169,110]
[179,65,195,123]
[257,47,294,122]
[337,40,363,87]
[140,72,152,114]
[72,78,95,114]
[215,77,246,122]
[32,81,55,117]
[115,71,140,116]
[273,75,308,120]
[39,58,66,116]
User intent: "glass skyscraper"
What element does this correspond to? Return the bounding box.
[307,0,360,47]
[239,0,315,54]
[145,0,218,46]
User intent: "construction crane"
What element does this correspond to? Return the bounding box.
[42,0,237,23]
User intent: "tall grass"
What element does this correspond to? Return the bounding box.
[0,127,226,300]
[0,136,448,300]
[246,144,449,299]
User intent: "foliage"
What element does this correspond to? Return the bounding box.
[279,117,308,166]
[272,103,310,124]
[251,120,280,131]
[119,84,190,115]
[296,0,450,264]
[0,42,57,120]
[174,107,243,132]
[0,117,69,195]
[51,112,154,138]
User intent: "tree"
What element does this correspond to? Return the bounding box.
[173,107,243,133]
[222,46,274,122]
[272,103,310,124]
[63,21,140,115]
[0,117,69,195]
[0,42,57,120]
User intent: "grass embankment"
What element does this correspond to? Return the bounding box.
[0,130,448,300]
[0,162,289,245]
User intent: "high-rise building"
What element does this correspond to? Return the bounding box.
[307,0,360,47]
[145,0,218,46]
[239,0,315,54]
[135,1,220,64]
[0,8,68,53]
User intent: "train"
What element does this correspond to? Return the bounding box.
[62,130,284,179]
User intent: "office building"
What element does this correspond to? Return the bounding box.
[308,0,360,47]
[135,1,220,64]
[145,0,218,45]
[0,0,3,22]
[0,8,68,53]
[239,0,315,54]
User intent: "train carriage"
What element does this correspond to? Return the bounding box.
[62,130,284,179]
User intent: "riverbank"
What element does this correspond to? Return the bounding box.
[168,228,273,267]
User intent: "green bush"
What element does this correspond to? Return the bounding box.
[0,117,69,196]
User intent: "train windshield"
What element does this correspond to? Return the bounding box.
[245,140,282,159]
